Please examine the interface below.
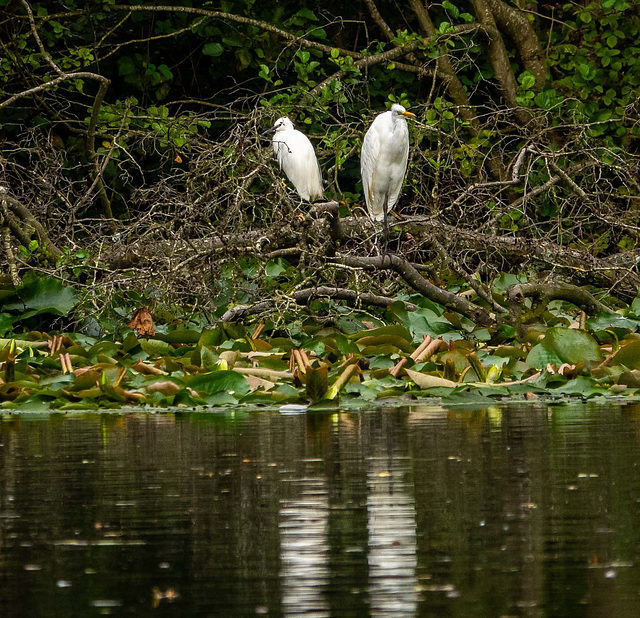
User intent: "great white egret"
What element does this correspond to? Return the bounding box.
[361,104,415,250]
[263,117,323,202]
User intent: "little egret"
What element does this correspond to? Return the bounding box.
[263,117,323,202]
[361,104,415,251]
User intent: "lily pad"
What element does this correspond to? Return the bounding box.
[526,327,601,369]
[610,340,640,369]
[188,370,250,396]
[404,368,457,389]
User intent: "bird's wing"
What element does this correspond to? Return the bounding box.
[360,119,384,220]
[386,121,410,210]
[277,130,323,201]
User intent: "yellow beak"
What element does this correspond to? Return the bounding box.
[402,111,416,118]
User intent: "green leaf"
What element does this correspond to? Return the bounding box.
[203,42,224,57]
[526,342,563,369]
[527,328,602,369]
[551,375,604,397]
[296,8,318,21]
[0,313,14,336]
[356,334,413,354]
[306,365,328,402]
[156,329,201,344]
[117,57,135,76]
[3,277,78,317]
[610,340,640,369]
[405,368,457,389]
[188,370,250,396]
[442,0,460,18]
[544,328,602,364]
[139,338,173,357]
[265,258,289,278]
[350,324,413,343]
[519,71,536,89]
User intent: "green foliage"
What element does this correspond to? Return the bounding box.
[546,0,640,144]
[0,276,78,337]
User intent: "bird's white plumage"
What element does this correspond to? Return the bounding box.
[361,104,412,222]
[267,117,323,202]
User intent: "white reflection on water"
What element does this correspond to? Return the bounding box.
[367,456,418,617]
[279,476,330,617]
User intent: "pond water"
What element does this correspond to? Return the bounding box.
[2,402,640,617]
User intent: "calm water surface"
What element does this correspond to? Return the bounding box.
[2,402,640,617]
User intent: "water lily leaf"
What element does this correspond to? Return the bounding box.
[544,328,602,364]
[308,398,340,412]
[245,374,276,392]
[355,335,413,353]
[67,386,102,399]
[0,313,14,336]
[251,338,272,352]
[275,383,300,397]
[441,388,497,406]
[200,345,218,371]
[526,343,563,369]
[610,340,640,369]
[199,328,227,347]
[550,375,604,397]
[618,370,640,388]
[57,401,100,411]
[440,350,470,372]
[587,313,640,334]
[393,305,453,339]
[350,324,412,342]
[0,338,48,350]
[157,330,201,344]
[2,277,78,316]
[39,374,74,390]
[306,365,328,402]
[172,388,207,406]
[404,368,457,389]
[140,338,173,357]
[205,392,239,406]
[188,370,250,396]
[330,334,360,355]
[145,380,181,396]
[70,369,101,391]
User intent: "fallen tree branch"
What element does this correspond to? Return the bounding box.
[397,215,640,300]
[219,286,418,322]
[0,189,21,285]
[333,253,499,327]
[2,191,62,259]
[507,280,614,320]
[106,209,640,301]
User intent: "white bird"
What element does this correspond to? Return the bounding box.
[263,117,323,202]
[361,104,415,249]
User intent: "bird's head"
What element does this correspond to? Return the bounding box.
[262,117,294,135]
[391,104,415,118]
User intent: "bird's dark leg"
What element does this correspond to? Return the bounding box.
[382,193,390,263]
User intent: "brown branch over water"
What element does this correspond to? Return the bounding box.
[219,286,418,322]
[333,253,498,327]
[507,281,614,323]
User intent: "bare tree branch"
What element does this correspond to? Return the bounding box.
[219,286,418,322]
[332,253,499,327]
